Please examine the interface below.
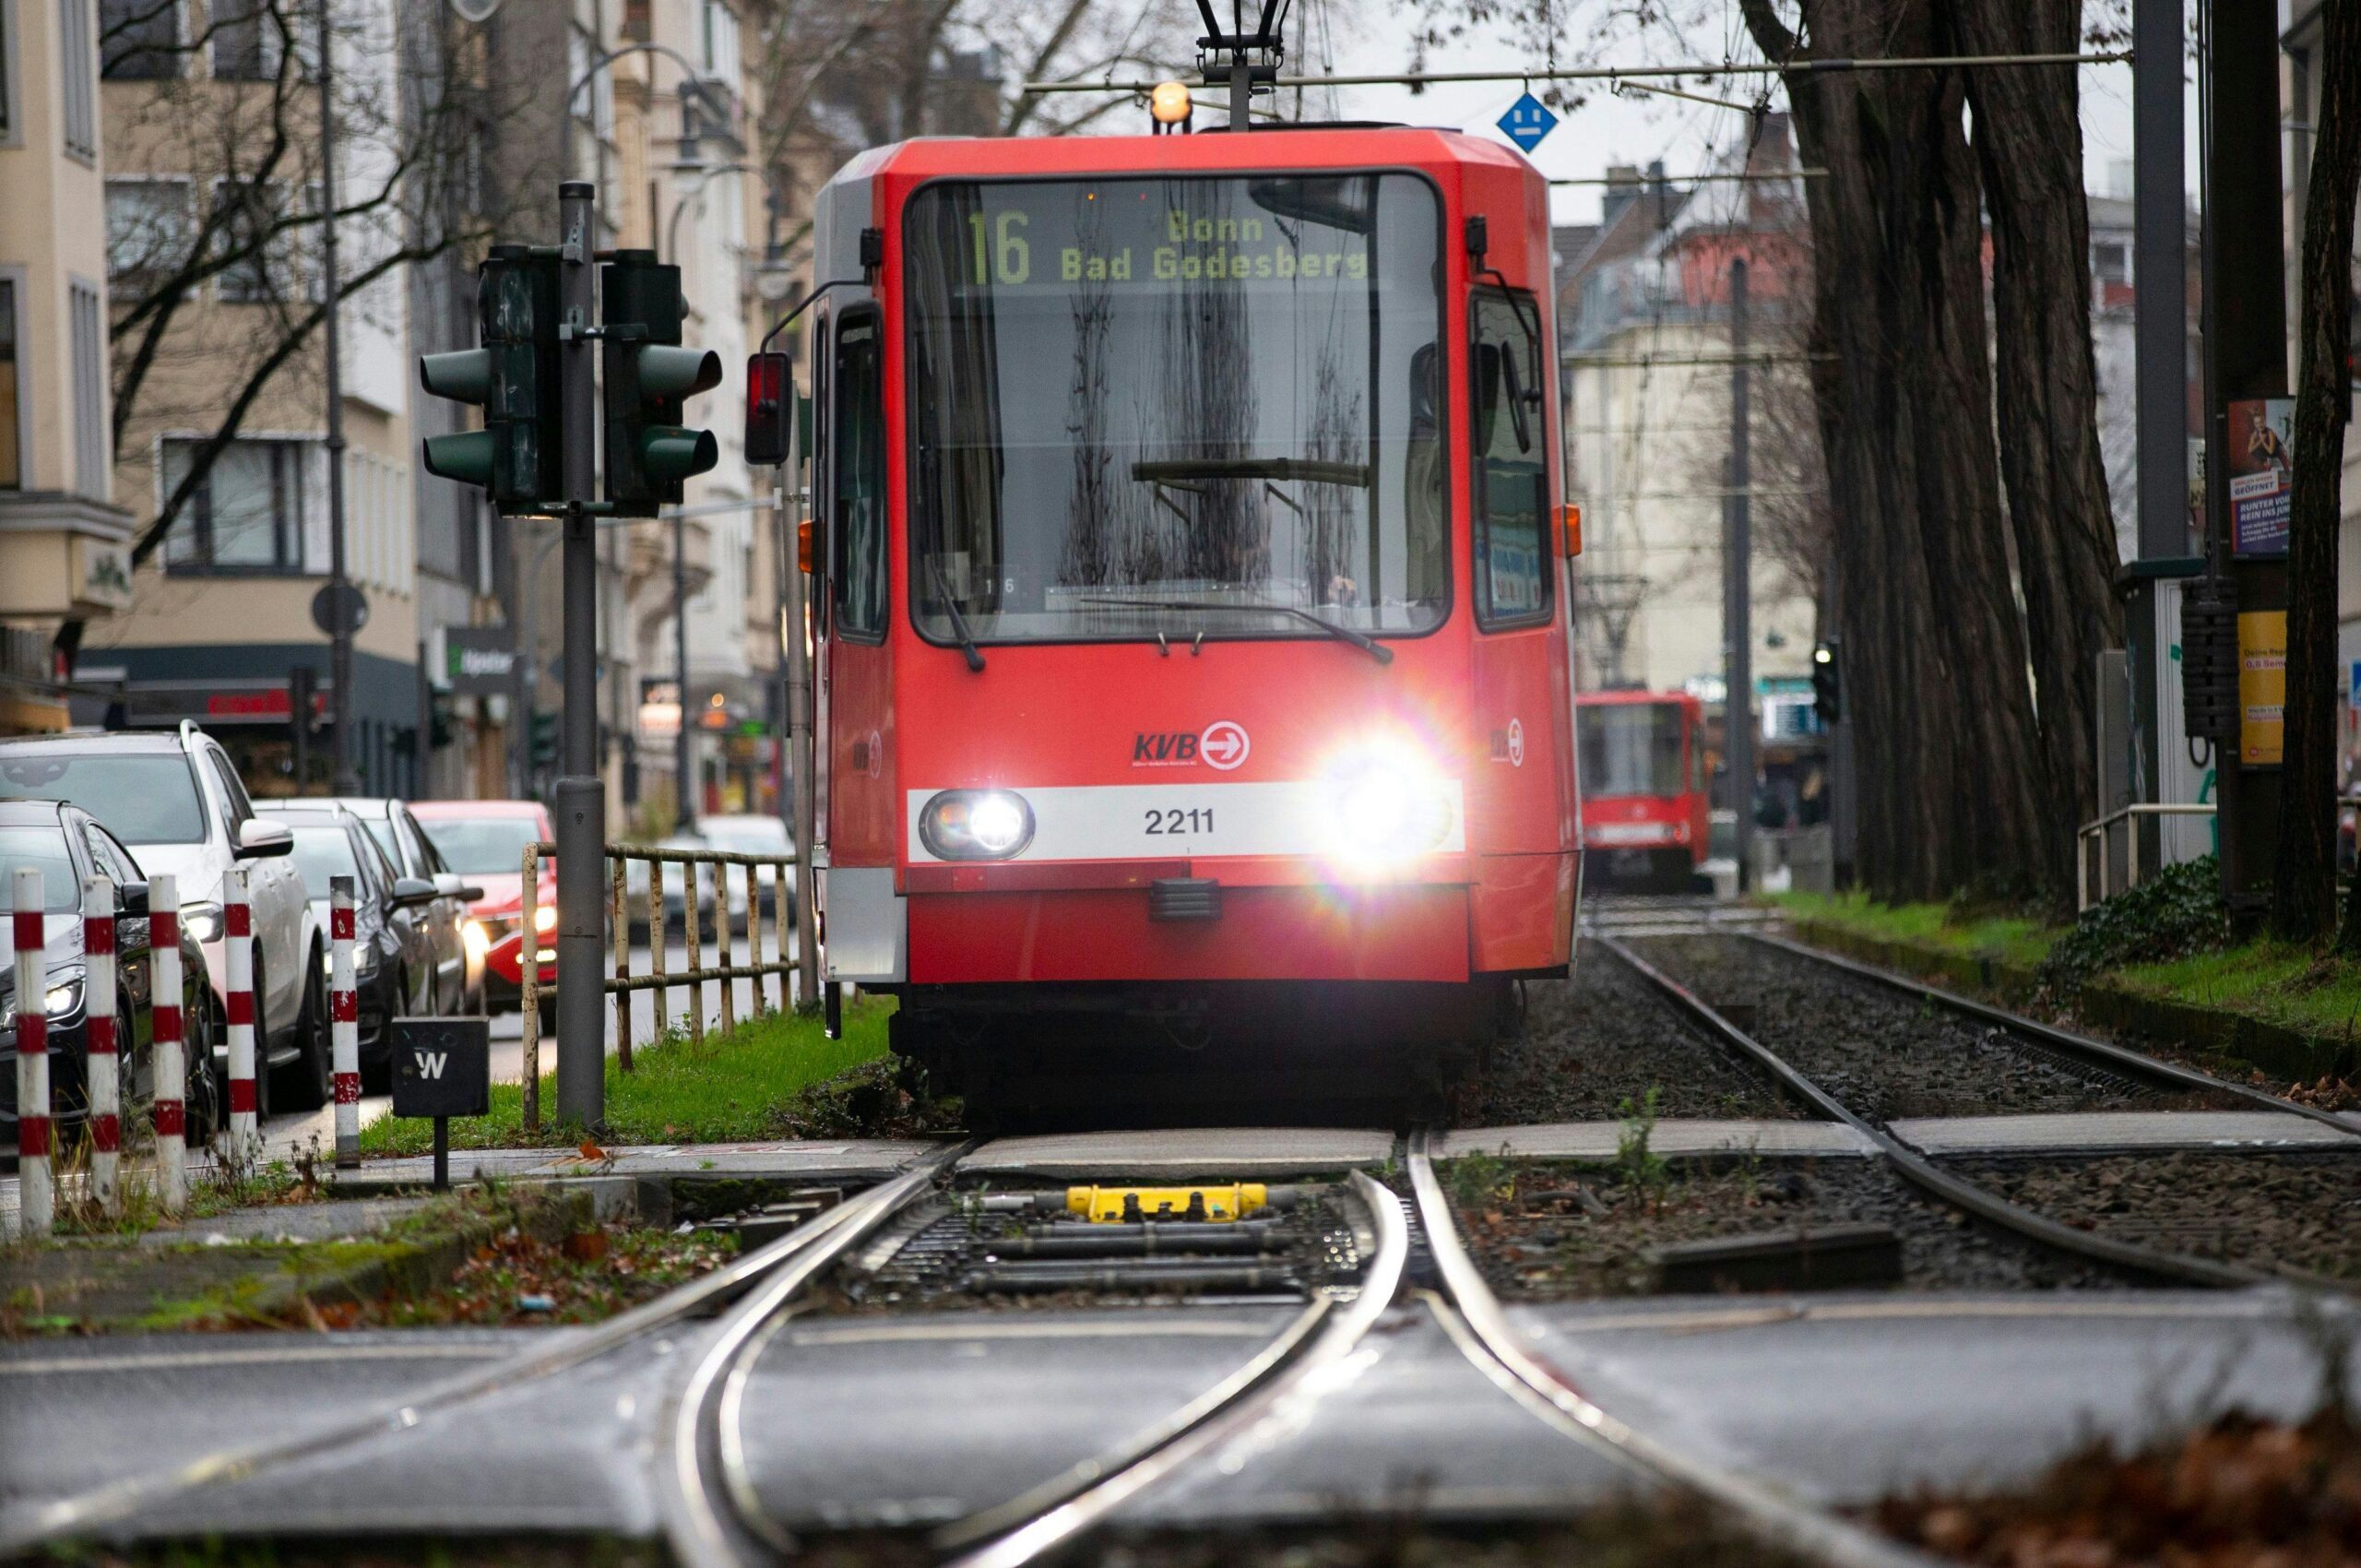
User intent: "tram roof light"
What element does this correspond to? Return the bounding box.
[1150,80,1192,125]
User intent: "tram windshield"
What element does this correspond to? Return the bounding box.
[902,172,1447,647]
[1578,703,1687,798]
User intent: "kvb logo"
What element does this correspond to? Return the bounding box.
[1132,731,1200,766]
[414,1051,448,1080]
[1200,720,1250,771]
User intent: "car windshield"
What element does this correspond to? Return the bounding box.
[0,753,208,844]
[705,823,789,855]
[0,826,82,911]
[418,816,543,875]
[359,818,398,863]
[285,826,362,901]
[902,173,1447,646]
[1578,704,1686,798]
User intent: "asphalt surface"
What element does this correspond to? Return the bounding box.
[10,1291,2360,1542]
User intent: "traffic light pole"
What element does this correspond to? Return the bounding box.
[554,181,607,1131]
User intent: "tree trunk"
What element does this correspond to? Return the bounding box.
[2288,0,2361,944]
[1740,0,2051,901]
[1955,0,2126,909]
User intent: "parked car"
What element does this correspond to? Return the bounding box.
[0,724,327,1114]
[303,797,482,1015]
[409,800,556,1029]
[623,814,795,935]
[0,799,221,1146]
[257,804,445,1079]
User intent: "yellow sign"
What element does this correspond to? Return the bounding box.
[2238,610,2286,766]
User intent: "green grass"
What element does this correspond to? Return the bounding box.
[1769,889,2061,968]
[356,998,894,1156]
[2113,942,2361,1042]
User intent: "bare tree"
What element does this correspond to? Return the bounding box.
[2280,0,2361,945]
[95,0,534,572]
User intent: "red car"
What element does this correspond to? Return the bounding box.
[409,800,556,1027]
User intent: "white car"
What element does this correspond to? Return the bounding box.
[623,814,796,931]
[0,722,329,1114]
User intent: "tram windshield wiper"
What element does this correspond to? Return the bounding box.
[926,557,987,672]
[1077,596,1394,665]
[1130,457,1372,489]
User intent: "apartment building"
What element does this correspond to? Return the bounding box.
[77,0,433,794]
[0,0,136,733]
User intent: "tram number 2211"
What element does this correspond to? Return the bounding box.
[1143,808,1215,837]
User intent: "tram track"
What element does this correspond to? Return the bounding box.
[1595,934,2320,1292]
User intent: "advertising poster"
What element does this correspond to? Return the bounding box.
[2227,398,2294,555]
[2239,610,2286,766]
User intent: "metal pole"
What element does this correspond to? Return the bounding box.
[554,181,606,1131]
[514,529,535,798]
[782,419,819,1013]
[2201,0,2289,921]
[2126,0,2187,879]
[1726,257,1754,893]
[318,0,357,795]
[674,506,694,829]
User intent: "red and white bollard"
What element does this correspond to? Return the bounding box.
[149,873,185,1213]
[223,865,258,1165]
[82,874,120,1215]
[329,875,360,1167]
[13,867,52,1235]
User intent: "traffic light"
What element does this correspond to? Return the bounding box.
[418,245,565,515]
[601,251,722,517]
[745,351,792,468]
[528,711,560,774]
[1811,639,1842,726]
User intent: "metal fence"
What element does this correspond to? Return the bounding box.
[2076,803,2217,910]
[516,841,798,1135]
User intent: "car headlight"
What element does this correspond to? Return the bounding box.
[323,942,381,979]
[1,976,83,1030]
[180,901,225,944]
[1322,746,1453,867]
[463,918,492,957]
[919,790,1036,861]
[533,904,558,933]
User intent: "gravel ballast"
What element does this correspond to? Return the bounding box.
[1438,1157,2137,1299]
[1468,941,1798,1125]
[1625,935,2240,1124]
[1952,1149,2361,1281]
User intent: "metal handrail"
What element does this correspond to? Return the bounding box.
[2076,802,2215,910]
[516,839,797,1135]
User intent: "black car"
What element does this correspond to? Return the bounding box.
[258,805,442,1080]
[0,799,221,1146]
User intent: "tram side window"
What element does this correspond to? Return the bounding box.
[832,309,888,641]
[1470,290,1550,629]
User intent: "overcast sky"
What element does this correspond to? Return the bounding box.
[1280,11,2201,229]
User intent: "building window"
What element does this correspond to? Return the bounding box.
[0,278,19,490]
[106,178,194,292]
[98,0,177,79]
[700,0,739,83]
[69,280,106,499]
[210,180,310,303]
[2,0,19,147]
[59,0,96,154]
[160,438,322,575]
[210,0,293,80]
[2093,241,2130,290]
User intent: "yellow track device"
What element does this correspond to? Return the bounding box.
[1065,1183,1268,1223]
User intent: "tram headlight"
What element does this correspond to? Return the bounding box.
[919,790,1036,861]
[1321,745,1453,868]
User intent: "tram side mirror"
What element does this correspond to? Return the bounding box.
[746,352,794,468]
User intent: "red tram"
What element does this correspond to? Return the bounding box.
[790,121,1581,1103]
[1574,691,1709,888]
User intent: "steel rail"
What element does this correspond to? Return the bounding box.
[660,1155,966,1568]
[0,1144,967,1555]
[1595,935,2272,1290]
[1744,930,2361,1139]
[938,1170,1409,1568]
[1405,1131,1949,1568]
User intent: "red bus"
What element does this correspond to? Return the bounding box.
[1575,691,1708,889]
[791,124,1581,1104]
